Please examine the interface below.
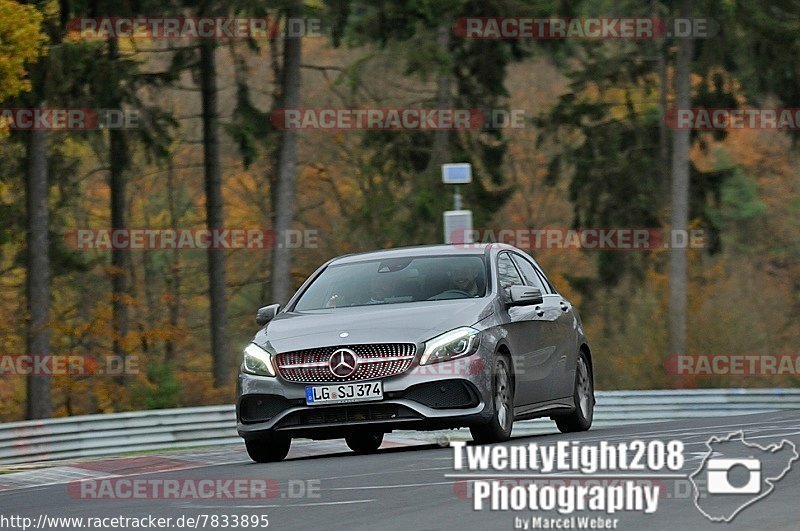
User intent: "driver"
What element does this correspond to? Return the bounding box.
[451,261,481,296]
[367,274,395,304]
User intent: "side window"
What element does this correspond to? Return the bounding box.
[533,264,558,294]
[497,253,523,298]
[511,253,548,293]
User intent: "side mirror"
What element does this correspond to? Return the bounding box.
[256,304,281,326]
[508,286,544,306]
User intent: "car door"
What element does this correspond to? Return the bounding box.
[508,253,564,404]
[521,255,580,401]
[496,252,557,406]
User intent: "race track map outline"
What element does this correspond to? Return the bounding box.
[689,430,799,522]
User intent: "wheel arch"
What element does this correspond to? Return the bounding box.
[579,343,594,380]
[495,341,515,393]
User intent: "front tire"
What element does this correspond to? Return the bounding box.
[555,350,594,433]
[345,431,384,454]
[470,355,514,444]
[245,433,291,463]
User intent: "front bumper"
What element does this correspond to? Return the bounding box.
[236,353,493,440]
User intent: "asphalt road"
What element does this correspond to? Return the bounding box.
[1,410,798,531]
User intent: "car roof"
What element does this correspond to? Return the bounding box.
[330,243,517,265]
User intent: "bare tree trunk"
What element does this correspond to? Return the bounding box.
[654,0,669,194]
[270,0,302,305]
[164,163,182,365]
[658,48,669,192]
[25,118,52,419]
[669,0,693,358]
[140,209,158,357]
[200,39,230,388]
[108,35,130,387]
[427,24,452,173]
[263,21,284,301]
[267,22,284,211]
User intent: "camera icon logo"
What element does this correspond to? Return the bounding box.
[690,431,798,522]
[706,458,761,494]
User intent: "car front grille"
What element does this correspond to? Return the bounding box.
[275,343,416,383]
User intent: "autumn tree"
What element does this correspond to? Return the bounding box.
[7,0,50,419]
[0,0,46,102]
[270,0,303,305]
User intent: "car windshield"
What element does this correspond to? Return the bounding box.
[294,255,487,310]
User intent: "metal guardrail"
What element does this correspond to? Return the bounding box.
[1,388,798,465]
[509,388,800,437]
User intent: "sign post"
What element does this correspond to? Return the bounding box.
[442,163,473,244]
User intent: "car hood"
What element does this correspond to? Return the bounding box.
[253,298,493,353]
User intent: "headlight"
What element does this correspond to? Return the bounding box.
[419,327,481,365]
[242,343,277,377]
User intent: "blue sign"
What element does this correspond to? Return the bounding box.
[442,163,472,184]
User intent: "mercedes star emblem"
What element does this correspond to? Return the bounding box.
[329,348,358,378]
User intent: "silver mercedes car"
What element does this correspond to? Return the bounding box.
[237,244,595,462]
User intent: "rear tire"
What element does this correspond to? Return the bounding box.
[245,433,291,463]
[554,350,594,433]
[470,355,514,444]
[345,431,384,454]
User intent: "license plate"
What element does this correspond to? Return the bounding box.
[305,381,383,406]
